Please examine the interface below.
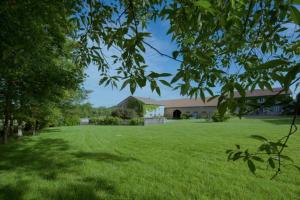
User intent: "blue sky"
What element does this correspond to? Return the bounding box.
[83,19,299,107]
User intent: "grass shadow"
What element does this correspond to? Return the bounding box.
[0,180,29,200]
[0,137,122,199]
[244,117,299,125]
[39,128,61,133]
[73,151,141,163]
[40,182,103,200]
[0,137,74,180]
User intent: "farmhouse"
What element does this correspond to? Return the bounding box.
[117,96,165,118]
[117,88,291,119]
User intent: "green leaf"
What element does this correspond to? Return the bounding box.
[252,156,264,162]
[280,155,293,162]
[159,80,172,87]
[159,73,172,77]
[208,95,219,102]
[290,6,300,25]
[155,87,161,96]
[99,77,108,85]
[172,51,179,59]
[235,83,245,97]
[194,0,211,8]
[150,81,156,91]
[226,149,233,154]
[171,71,183,84]
[230,0,235,8]
[130,81,136,94]
[121,79,130,90]
[268,157,275,169]
[250,135,268,142]
[206,87,214,97]
[247,159,256,174]
[232,152,242,161]
[200,88,205,102]
[218,102,227,116]
[136,78,146,88]
[293,165,300,172]
[194,0,214,13]
[259,59,290,69]
[149,72,171,78]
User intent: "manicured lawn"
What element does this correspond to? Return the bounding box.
[0,118,300,200]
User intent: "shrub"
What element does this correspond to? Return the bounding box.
[103,116,122,125]
[212,111,230,122]
[111,109,123,118]
[89,117,122,125]
[181,113,192,119]
[111,108,138,119]
[129,118,144,125]
[89,116,144,126]
[63,115,80,126]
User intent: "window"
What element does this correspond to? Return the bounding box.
[273,106,281,113]
[258,97,265,103]
[192,112,198,118]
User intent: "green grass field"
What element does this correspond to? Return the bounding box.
[0,118,300,200]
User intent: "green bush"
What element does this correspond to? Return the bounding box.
[129,118,144,125]
[181,113,192,119]
[111,109,123,118]
[111,108,138,119]
[63,115,80,126]
[89,117,144,126]
[89,117,122,125]
[103,116,122,125]
[211,111,230,122]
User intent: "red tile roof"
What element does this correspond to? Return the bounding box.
[161,88,290,108]
[133,96,163,105]
[233,87,291,98]
[160,98,218,108]
[119,88,291,108]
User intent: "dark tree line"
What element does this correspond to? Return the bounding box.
[0,0,85,142]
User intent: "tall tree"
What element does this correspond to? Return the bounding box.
[0,0,84,142]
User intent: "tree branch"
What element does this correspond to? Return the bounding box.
[127,0,183,63]
[271,107,298,180]
[142,41,183,63]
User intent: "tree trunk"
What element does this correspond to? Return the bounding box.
[2,79,13,143]
[17,121,23,137]
[8,116,13,136]
[2,114,9,144]
[32,120,36,135]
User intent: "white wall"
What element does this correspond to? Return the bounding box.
[144,106,165,118]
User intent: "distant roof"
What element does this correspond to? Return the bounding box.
[233,87,291,98]
[161,87,290,108]
[133,96,163,105]
[161,98,218,108]
[118,88,291,108]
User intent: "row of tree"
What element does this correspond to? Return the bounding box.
[0,0,85,143]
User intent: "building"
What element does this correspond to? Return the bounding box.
[161,98,218,119]
[233,87,291,116]
[117,96,165,118]
[117,88,291,119]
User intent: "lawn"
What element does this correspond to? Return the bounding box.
[0,118,300,200]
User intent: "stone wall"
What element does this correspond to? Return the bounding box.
[164,106,217,119]
[144,117,166,125]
